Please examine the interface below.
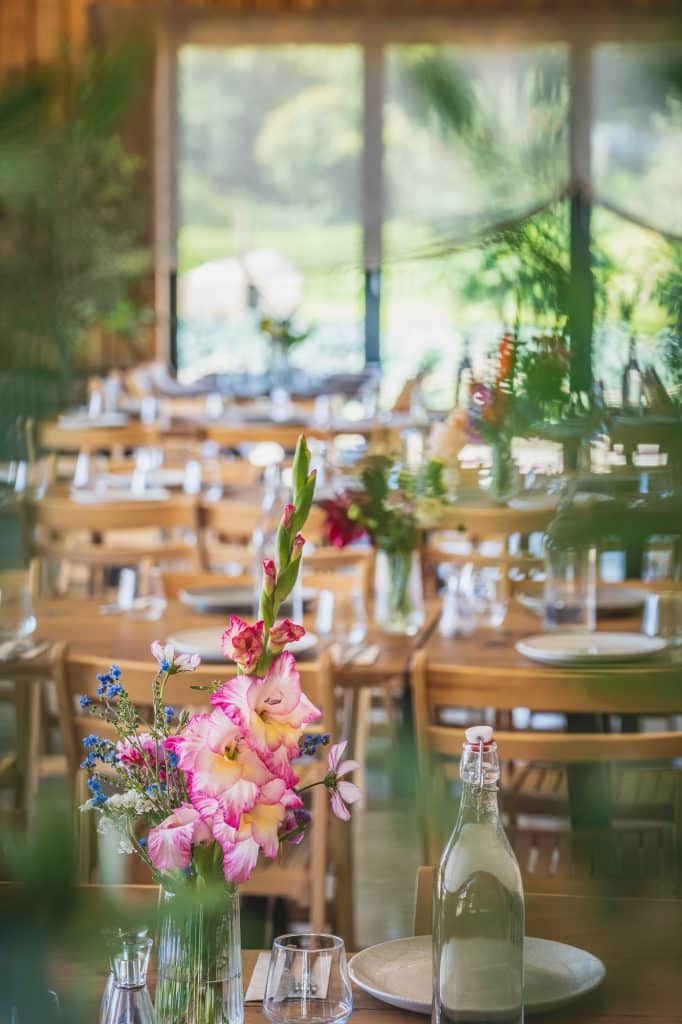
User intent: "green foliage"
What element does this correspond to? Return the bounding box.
[260,314,312,353]
[0,43,151,375]
[656,242,682,392]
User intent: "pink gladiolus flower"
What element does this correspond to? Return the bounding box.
[151,642,201,674]
[268,619,305,652]
[326,741,361,822]
[117,733,169,781]
[281,503,295,528]
[211,653,320,778]
[147,805,212,873]
[212,789,302,883]
[221,616,264,670]
[168,708,281,827]
[262,559,276,595]
[291,534,305,560]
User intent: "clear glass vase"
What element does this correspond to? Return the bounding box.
[488,436,518,503]
[374,548,424,636]
[155,886,243,1024]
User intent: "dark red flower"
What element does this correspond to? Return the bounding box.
[321,496,367,549]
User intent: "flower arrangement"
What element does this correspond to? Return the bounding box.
[516,331,570,418]
[463,332,521,501]
[260,314,312,354]
[80,436,359,885]
[320,455,448,633]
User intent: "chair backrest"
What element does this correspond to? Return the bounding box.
[53,644,334,784]
[411,650,682,885]
[39,421,165,455]
[160,569,254,599]
[28,492,199,535]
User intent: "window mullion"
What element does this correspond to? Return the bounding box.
[363,43,384,365]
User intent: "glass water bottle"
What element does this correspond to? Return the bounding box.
[100,936,156,1024]
[433,726,524,1024]
[622,337,643,411]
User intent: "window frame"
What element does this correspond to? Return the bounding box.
[159,15,682,384]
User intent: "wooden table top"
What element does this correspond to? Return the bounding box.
[421,603,682,682]
[48,891,681,1024]
[35,598,439,684]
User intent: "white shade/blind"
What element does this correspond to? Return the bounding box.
[177,45,364,379]
[592,44,682,241]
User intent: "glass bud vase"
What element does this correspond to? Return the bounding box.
[488,436,518,503]
[374,548,424,636]
[155,886,243,1024]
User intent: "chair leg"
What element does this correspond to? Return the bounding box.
[353,688,372,812]
[75,770,95,882]
[25,680,42,832]
[331,814,355,950]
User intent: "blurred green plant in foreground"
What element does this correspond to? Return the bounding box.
[0,42,152,457]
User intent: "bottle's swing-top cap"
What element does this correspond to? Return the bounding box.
[461,725,499,789]
[465,725,494,747]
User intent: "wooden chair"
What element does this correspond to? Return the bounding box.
[424,505,551,600]
[412,650,682,896]
[52,645,338,935]
[24,492,201,595]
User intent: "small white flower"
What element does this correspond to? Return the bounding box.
[151,641,201,673]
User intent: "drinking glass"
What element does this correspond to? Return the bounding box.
[438,567,475,638]
[642,591,682,647]
[116,567,167,620]
[264,934,352,1024]
[642,535,680,583]
[0,579,36,643]
[315,587,368,649]
[468,565,508,628]
[544,545,597,632]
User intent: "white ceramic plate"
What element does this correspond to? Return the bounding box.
[518,586,648,617]
[58,412,129,429]
[167,628,317,661]
[516,631,666,665]
[70,488,170,505]
[507,494,560,512]
[179,585,316,615]
[179,586,255,614]
[348,935,605,1016]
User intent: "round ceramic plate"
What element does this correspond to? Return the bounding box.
[59,412,129,429]
[179,586,256,614]
[516,631,666,665]
[167,628,317,661]
[70,488,170,505]
[518,587,648,617]
[348,935,605,1016]
[507,494,560,512]
[179,585,316,616]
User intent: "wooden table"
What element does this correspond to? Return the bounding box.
[34,598,438,680]
[46,891,682,1024]
[420,603,682,686]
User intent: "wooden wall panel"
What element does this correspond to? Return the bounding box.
[2,0,681,81]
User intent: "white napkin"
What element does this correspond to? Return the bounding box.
[245,953,272,1001]
[244,951,332,1002]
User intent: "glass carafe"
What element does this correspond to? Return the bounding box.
[100,936,155,1024]
[433,726,524,1024]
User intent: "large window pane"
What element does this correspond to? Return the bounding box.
[591,45,682,397]
[592,44,682,238]
[177,45,364,382]
[382,45,570,407]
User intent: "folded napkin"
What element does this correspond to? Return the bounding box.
[244,951,332,1002]
[245,953,271,1002]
